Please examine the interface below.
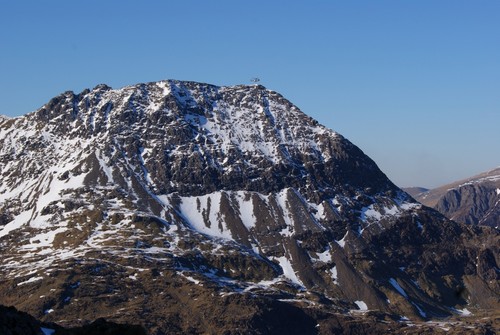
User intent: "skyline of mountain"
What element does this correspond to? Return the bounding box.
[2,1,499,188]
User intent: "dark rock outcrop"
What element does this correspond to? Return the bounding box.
[0,304,146,335]
[0,305,43,335]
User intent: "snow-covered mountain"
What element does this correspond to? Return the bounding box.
[0,80,498,334]
[413,167,500,228]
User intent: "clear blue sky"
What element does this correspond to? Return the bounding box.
[1,0,499,188]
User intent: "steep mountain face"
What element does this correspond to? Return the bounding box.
[414,168,500,228]
[0,80,498,334]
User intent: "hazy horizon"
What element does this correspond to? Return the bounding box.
[1,1,498,188]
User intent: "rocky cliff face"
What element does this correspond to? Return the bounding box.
[414,168,500,228]
[0,80,498,334]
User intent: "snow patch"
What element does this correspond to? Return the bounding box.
[178,192,233,240]
[384,205,399,215]
[17,276,43,286]
[274,256,303,287]
[310,202,326,222]
[361,205,382,221]
[354,300,368,311]
[275,189,294,229]
[21,227,68,251]
[336,232,348,248]
[235,192,256,229]
[96,148,114,183]
[389,278,408,298]
[454,307,472,316]
[412,302,427,318]
[316,248,332,263]
[0,210,31,238]
[399,202,420,210]
[361,199,421,223]
[457,175,500,189]
[41,327,56,335]
[330,266,338,283]
[185,276,201,285]
[178,272,202,285]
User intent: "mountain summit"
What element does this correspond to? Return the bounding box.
[0,80,498,334]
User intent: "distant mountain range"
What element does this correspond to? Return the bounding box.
[406,167,500,228]
[1,80,498,334]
